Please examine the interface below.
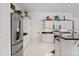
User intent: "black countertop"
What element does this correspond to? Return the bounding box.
[55,35,79,40]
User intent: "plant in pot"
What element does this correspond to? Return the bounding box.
[54,15,60,21]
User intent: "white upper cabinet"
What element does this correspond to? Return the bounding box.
[43,21,53,32]
[43,21,53,29]
[43,20,73,33]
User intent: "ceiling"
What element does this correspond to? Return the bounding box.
[15,3,79,17]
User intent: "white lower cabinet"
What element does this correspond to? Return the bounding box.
[42,34,54,43]
[54,38,74,56]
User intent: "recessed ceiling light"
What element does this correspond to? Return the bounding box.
[66,3,72,7]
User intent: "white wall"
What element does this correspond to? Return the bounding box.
[0,3,10,56]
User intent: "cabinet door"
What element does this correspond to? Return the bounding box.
[61,39,74,56]
[60,21,73,30]
[42,34,54,43]
[44,21,53,29]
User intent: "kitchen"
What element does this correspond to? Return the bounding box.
[0,3,79,56]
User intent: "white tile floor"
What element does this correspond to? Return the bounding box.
[23,33,55,56]
[23,42,54,56]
